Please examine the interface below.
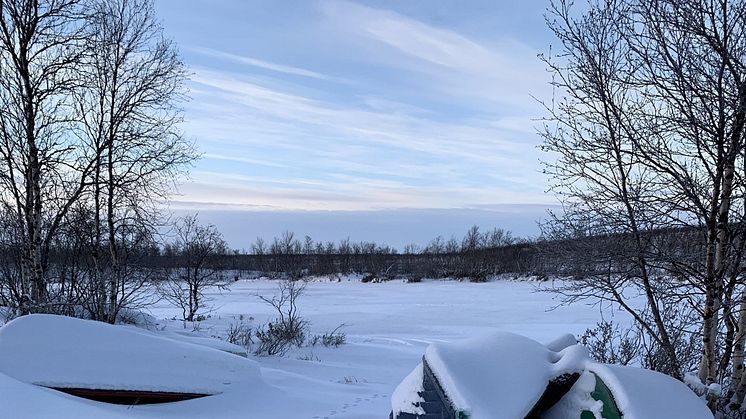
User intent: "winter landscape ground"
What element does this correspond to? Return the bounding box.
[84,278,633,418]
[183,278,617,416]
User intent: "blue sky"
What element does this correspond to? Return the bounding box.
[155,0,558,248]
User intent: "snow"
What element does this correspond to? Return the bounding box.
[588,363,714,419]
[541,371,603,419]
[0,371,137,419]
[0,314,329,419]
[423,332,563,418]
[394,325,710,419]
[420,332,591,419]
[0,279,646,418]
[138,327,248,356]
[545,333,577,352]
[391,363,425,416]
[0,314,258,394]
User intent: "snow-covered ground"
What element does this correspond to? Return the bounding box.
[0,278,637,418]
[146,278,629,418]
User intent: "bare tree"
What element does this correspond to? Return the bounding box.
[0,0,91,312]
[75,0,194,323]
[541,0,746,412]
[461,225,482,252]
[160,215,227,322]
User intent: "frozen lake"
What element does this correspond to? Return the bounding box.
[147,278,630,418]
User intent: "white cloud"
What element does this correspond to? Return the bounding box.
[173,1,553,212]
[187,46,343,82]
[189,68,533,161]
[176,177,552,215]
[318,0,551,110]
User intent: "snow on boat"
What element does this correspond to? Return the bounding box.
[0,314,258,397]
[390,331,713,419]
[0,314,315,419]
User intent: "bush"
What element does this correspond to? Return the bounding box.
[580,321,638,366]
[468,269,489,282]
[309,324,346,348]
[254,280,309,356]
[580,313,701,381]
[361,274,376,283]
[406,274,423,283]
[225,321,253,349]
[255,319,308,356]
[252,280,348,356]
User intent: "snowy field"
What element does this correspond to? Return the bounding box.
[140,278,631,418]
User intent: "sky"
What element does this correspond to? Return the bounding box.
[154,0,559,249]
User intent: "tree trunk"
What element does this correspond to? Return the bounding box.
[106,134,120,324]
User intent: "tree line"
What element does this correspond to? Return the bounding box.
[209,225,530,281]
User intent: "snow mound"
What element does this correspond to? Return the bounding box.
[588,364,713,419]
[129,327,248,357]
[423,331,586,419]
[544,333,577,352]
[396,330,711,419]
[0,314,260,394]
[0,314,330,418]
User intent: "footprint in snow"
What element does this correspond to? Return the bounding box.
[325,392,385,417]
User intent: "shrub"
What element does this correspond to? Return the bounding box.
[225,321,253,349]
[580,321,638,366]
[406,274,423,283]
[361,274,376,283]
[254,280,309,356]
[254,319,308,356]
[309,324,346,348]
[460,268,489,282]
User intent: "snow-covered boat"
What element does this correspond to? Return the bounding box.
[390,331,712,419]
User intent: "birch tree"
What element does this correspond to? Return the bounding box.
[0,0,89,311]
[542,0,746,413]
[76,0,195,323]
[160,215,227,322]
